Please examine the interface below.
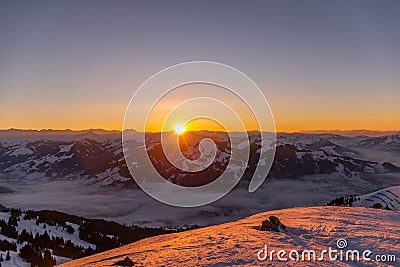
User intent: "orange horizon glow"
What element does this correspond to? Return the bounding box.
[1,94,398,133]
[1,114,398,133]
[1,1,400,140]
[1,102,398,133]
[1,125,399,133]
[2,76,399,134]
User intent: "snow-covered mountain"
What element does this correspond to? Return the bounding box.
[355,134,400,156]
[299,129,400,137]
[60,206,400,267]
[0,130,398,187]
[0,136,132,186]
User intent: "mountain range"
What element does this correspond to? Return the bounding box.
[0,130,399,187]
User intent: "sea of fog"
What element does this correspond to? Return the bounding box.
[1,172,399,227]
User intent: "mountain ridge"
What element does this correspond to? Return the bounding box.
[1,132,398,187]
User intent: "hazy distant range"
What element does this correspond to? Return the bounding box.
[1,128,399,137]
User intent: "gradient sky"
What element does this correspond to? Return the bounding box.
[0,0,399,132]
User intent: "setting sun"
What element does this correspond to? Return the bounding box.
[173,123,186,135]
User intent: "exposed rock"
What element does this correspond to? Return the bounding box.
[113,256,135,266]
[260,215,286,232]
[371,203,383,209]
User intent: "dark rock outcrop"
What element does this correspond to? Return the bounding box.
[260,215,286,232]
[113,256,135,266]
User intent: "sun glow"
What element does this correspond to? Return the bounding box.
[173,123,186,135]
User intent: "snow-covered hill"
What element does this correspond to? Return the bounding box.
[353,185,400,210]
[60,206,399,267]
[328,186,400,210]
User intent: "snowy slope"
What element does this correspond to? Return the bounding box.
[356,134,400,155]
[354,185,400,210]
[0,207,189,267]
[0,210,95,267]
[60,206,399,267]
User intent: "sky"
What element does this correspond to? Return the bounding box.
[0,0,399,132]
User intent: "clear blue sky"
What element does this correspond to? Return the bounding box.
[0,0,399,131]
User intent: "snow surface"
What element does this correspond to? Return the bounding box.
[354,185,400,210]
[8,147,33,156]
[0,210,96,266]
[60,206,399,267]
[1,251,29,267]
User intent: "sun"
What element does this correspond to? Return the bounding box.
[173,123,186,135]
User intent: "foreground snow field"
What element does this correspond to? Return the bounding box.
[60,206,399,267]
